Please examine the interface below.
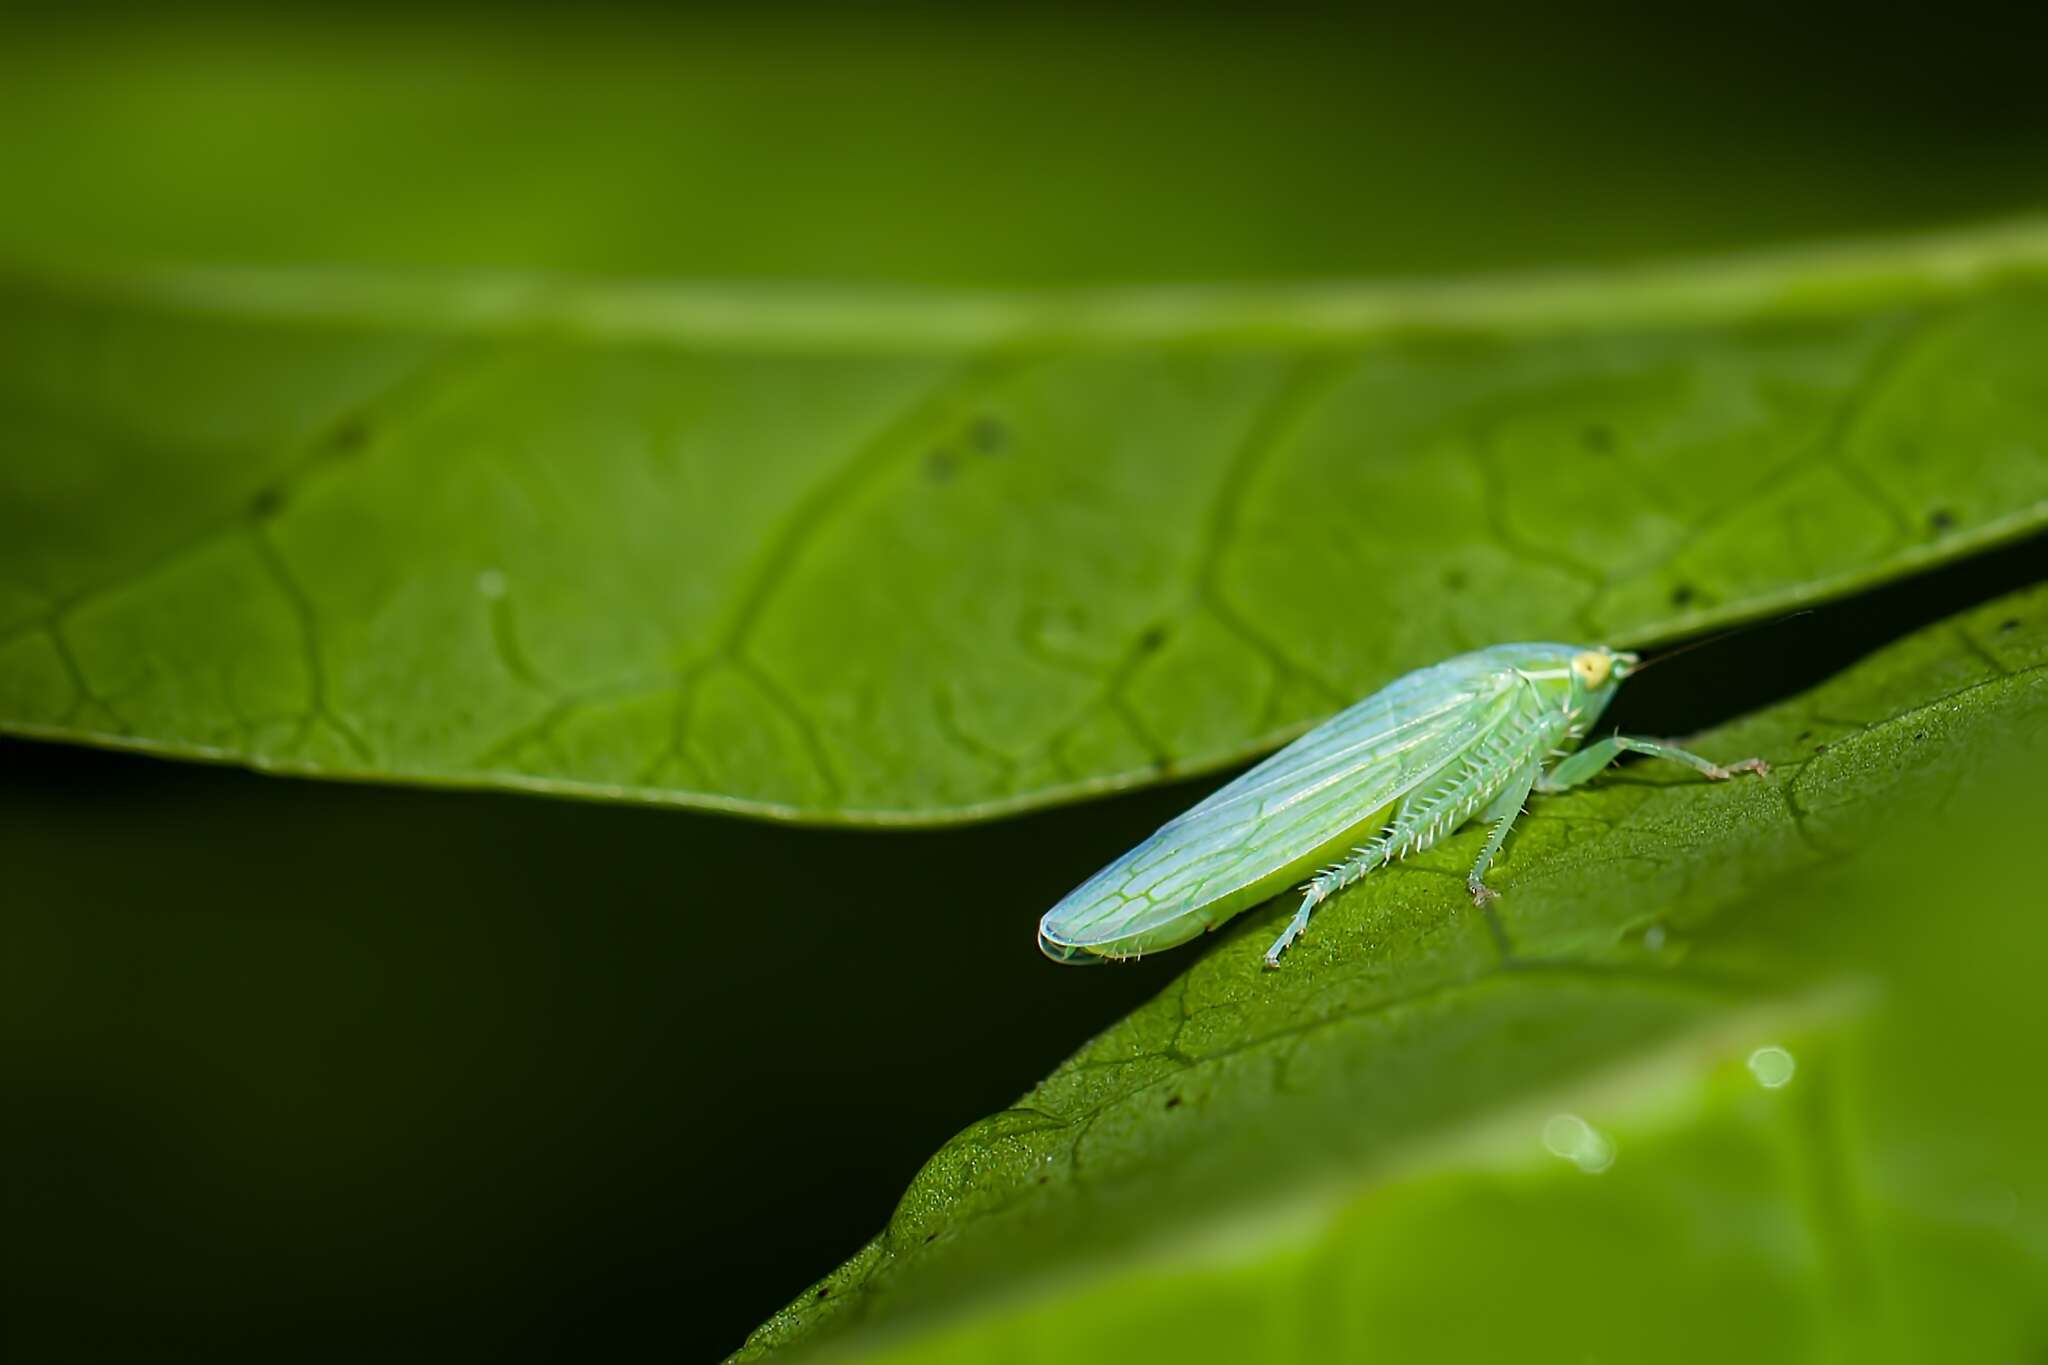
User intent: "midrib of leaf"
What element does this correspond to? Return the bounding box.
[13,215,2048,349]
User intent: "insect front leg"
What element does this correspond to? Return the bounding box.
[1466,763,1539,907]
[1538,735,1770,793]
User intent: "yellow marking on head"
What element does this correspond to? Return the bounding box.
[1571,649,1614,688]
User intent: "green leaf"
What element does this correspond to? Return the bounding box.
[4,231,2048,820]
[736,584,2048,1362]
[6,11,2047,285]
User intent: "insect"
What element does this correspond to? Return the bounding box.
[1037,643,1769,969]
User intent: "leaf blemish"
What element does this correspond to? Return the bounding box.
[1138,625,1169,654]
[926,449,958,482]
[248,486,287,519]
[971,414,1008,454]
[1928,507,1956,532]
[329,417,372,454]
[1165,1094,1183,1110]
[1670,583,1698,608]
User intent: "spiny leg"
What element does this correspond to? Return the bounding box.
[1539,734,1770,794]
[1263,884,1324,970]
[1466,762,1539,907]
[1264,843,1387,969]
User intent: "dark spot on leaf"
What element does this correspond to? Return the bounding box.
[926,448,958,483]
[971,415,1008,454]
[1796,730,1813,743]
[1581,424,1615,454]
[248,486,287,519]
[2000,618,2020,633]
[1035,1174,1049,1185]
[1914,732,1926,741]
[1670,583,1698,608]
[1138,625,1168,653]
[924,1231,939,1242]
[329,417,372,454]
[815,1287,830,1301]
[1165,1094,1183,1110]
[1443,568,1469,591]
[1814,743,1829,753]
[1928,507,1956,533]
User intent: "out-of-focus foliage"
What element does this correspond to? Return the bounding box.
[738,584,2048,1362]
[4,9,2044,284]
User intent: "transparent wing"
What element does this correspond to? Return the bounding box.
[1041,650,1522,950]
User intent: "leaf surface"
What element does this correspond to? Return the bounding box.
[736,584,2048,1361]
[7,11,2047,285]
[4,235,2048,820]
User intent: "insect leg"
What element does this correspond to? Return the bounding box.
[1263,841,1391,969]
[1466,762,1539,906]
[1263,885,1324,970]
[1538,735,1770,793]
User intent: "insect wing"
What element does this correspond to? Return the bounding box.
[1040,652,1519,954]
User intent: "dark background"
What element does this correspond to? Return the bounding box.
[6,3,2048,1360]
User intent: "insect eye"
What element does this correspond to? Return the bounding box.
[1571,651,1612,687]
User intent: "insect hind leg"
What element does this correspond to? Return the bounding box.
[1262,886,1322,970]
[1264,844,1387,969]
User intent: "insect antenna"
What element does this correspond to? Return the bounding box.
[1628,609,1816,678]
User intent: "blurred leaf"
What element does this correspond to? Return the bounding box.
[737,583,2048,1362]
[3,232,2047,819]
[5,9,2048,284]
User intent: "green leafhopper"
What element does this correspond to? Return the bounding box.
[1037,643,1769,969]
